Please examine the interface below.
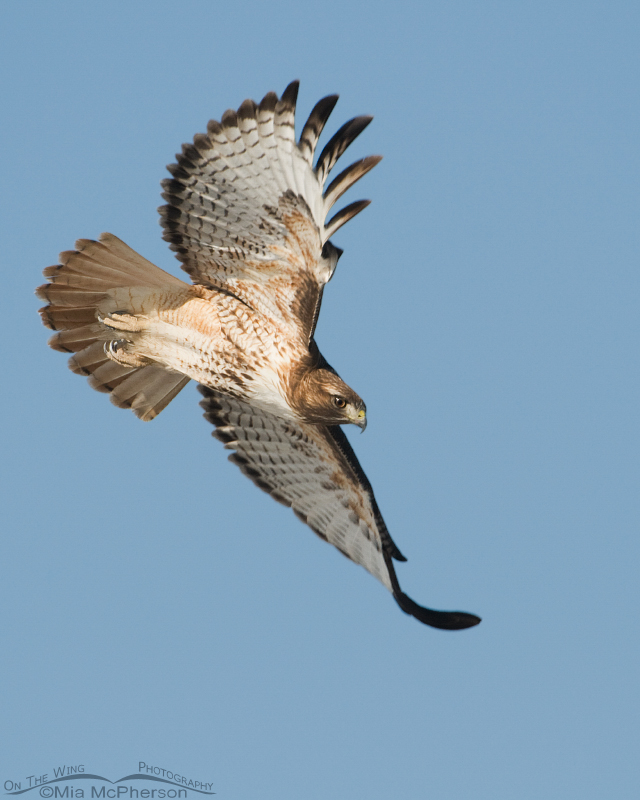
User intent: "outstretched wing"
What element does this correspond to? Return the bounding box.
[199,386,480,630]
[159,81,381,343]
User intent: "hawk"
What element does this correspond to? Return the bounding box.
[37,82,480,630]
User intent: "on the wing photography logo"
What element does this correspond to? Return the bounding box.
[3,765,214,798]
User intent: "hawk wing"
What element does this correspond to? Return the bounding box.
[159,81,381,343]
[199,386,480,630]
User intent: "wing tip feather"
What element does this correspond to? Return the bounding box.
[259,90,278,114]
[324,199,371,240]
[323,154,382,210]
[315,115,374,185]
[384,553,481,630]
[298,93,340,163]
[279,79,300,108]
[237,98,257,121]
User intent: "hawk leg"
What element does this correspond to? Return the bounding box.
[98,309,145,332]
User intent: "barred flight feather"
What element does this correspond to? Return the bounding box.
[197,386,480,630]
[159,80,381,340]
[298,94,339,165]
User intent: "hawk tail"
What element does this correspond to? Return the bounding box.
[36,232,190,421]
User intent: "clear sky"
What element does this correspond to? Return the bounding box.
[2,2,640,798]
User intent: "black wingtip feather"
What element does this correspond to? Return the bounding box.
[259,91,278,114]
[280,80,300,107]
[298,94,340,163]
[221,108,238,130]
[324,199,371,240]
[384,553,481,630]
[315,115,374,184]
[237,98,257,121]
[323,154,383,209]
[394,592,482,630]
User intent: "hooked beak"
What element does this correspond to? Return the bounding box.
[354,406,367,432]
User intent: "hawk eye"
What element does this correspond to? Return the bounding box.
[332,396,347,409]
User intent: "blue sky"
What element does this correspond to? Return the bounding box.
[2,2,640,798]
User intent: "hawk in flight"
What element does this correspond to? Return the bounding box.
[38,82,480,630]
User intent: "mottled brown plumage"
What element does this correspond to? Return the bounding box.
[37,82,480,630]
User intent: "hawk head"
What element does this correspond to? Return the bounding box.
[292,368,367,429]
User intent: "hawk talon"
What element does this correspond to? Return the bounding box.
[104,339,151,368]
[98,309,143,332]
[107,339,130,355]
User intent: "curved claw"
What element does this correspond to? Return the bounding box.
[97,309,142,332]
[103,338,152,368]
[106,339,130,355]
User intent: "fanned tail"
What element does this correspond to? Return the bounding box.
[37,233,190,421]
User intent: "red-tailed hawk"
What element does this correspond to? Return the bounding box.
[37,82,480,630]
